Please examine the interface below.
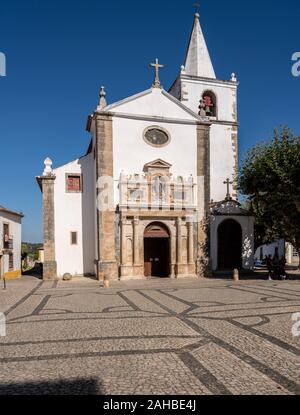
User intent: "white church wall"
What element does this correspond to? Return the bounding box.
[210,123,236,202]
[169,78,237,202]
[107,88,201,207]
[210,215,255,271]
[112,116,198,205]
[53,154,95,278]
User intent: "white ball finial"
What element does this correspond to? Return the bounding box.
[43,157,53,176]
[231,73,237,82]
[98,86,107,109]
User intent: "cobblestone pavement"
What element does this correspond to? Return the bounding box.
[0,276,300,395]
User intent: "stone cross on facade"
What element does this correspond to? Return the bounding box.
[150,58,164,88]
[223,178,233,201]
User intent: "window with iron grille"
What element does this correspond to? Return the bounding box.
[3,223,9,249]
[66,174,82,193]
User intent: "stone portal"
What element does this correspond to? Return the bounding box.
[144,223,170,278]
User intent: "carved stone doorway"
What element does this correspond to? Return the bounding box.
[144,223,170,278]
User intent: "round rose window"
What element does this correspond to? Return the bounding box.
[144,127,170,147]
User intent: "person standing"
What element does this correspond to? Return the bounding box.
[266,255,273,281]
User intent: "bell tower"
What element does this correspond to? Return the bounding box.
[169,12,239,202]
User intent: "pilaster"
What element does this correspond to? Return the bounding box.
[41,176,57,280]
[197,124,211,278]
[95,113,118,281]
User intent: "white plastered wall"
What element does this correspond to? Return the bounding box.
[170,77,237,202]
[108,88,199,206]
[53,153,95,277]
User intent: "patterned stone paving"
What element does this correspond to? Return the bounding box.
[0,276,299,395]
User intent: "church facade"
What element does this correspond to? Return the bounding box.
[37,13,254,281]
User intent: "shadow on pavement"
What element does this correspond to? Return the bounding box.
[0,378,101,395]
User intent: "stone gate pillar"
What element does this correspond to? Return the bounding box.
[41,173,57,280]
[95,113,118,281]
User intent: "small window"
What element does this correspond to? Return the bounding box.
[66,174,82,193]
[9,253,14,271]
[3,223,9,249]
[71,232,78,245]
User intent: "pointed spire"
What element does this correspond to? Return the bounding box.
[184,13,216,79]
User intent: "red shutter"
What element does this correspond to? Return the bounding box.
[67,176,81,192]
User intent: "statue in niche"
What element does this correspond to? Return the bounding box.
[152,175,168,203]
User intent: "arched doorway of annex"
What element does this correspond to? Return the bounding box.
[144,222,171,278]
[217,219,243,270]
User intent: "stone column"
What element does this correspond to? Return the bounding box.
[95,113,118,281]
[197,123,211,278]
[197,124,211,215]
[133,217,140,266]
[176,217,182,264]
[41,176,57,280]
[187,220,194,264]
[121,218,127,266]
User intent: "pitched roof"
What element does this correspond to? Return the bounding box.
[0,205,24,218]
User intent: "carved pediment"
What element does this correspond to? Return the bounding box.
[143,159,172,173]
[211,199,252,216]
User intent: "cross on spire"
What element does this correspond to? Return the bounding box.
[223,178,233,201]
[193,2,200,15]
[150,58,164,88]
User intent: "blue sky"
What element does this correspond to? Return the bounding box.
[0,0,299,242]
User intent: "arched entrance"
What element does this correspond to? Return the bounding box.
[144,222,170,278]
[218,219,242,270]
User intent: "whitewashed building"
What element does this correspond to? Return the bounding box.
[255,240,299,267]
[0,205,23,280]
[286,243,299,266]
[37,13,255,280]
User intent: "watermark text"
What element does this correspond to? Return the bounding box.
[0,52,6,77]
[292,52,300,77]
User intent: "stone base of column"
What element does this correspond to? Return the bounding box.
[43,261,57,281]
[97,261,118,281]
[175,263,197,279]
[120,265,144,280]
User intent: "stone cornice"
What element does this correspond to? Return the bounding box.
[210,119,239,127]
[35,175,56,192]
[94,111,211,126]
[180,74,239,87]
